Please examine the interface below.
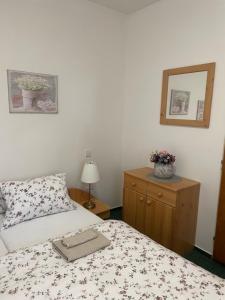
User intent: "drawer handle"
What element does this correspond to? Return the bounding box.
[139,197,144,201]
[131,182,136,187]
[157,192,163,198]
[146,200,152,205]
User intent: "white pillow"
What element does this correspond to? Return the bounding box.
[0,173,76,230]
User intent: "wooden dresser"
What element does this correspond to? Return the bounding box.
[123,167,200,255]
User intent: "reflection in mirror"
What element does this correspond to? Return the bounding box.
[160,63,215,128]
[166,72,207,120]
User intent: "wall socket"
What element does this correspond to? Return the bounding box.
[83,149,92,160]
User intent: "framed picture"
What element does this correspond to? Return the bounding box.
[196,100,204,121]
[169,89,190,115]
[7,70,58,113]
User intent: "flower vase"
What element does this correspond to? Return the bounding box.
[154,163,175,179]
[22,89,41,110]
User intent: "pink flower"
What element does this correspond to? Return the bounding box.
[159,150,168,154]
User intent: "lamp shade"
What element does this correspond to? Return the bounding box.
[81,161,100,184]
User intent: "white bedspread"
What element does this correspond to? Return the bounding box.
[0,220,225,299]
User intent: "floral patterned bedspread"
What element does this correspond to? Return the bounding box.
[0,220,225,300]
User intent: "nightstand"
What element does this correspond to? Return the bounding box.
[68,188,110,220]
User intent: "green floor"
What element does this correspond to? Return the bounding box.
[184,249,225,279]
[110,207,225,279]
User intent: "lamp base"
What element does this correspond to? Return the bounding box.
[83,199,96,210]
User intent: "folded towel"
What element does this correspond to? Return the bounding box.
[52,230,110,262]
[62,229,98,248]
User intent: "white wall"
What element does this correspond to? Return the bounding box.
[0,0,125,208]
[122,0,225,253]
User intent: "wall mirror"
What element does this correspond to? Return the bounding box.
[160,63,215,128]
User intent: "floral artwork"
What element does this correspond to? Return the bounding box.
[7,70,58,113]
[169,89,190,115]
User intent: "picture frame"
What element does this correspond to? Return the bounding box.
[169,89,190,115]
[7,70,58,114]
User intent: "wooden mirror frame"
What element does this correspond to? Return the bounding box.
[160,62,216,128]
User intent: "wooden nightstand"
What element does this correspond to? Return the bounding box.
[68,188,110,220]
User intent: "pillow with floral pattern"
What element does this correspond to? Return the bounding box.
[0,173,76,230]
[0,192,6,214]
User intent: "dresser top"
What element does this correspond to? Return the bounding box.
[124,167,200,192]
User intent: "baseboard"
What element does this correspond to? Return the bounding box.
[110,206,122,211]
[193,246,212,258]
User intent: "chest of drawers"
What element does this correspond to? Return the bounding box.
[123,167,200,255]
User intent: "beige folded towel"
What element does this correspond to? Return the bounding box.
[61,229,98,248]
[52,230,110,262]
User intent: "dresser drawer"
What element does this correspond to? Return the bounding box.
[147,183,176,207]
[124,175,147,194]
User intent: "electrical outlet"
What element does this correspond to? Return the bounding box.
[83,149,92,159]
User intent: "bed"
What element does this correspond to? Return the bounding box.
[0,218,225,299]
[0,182,225,299]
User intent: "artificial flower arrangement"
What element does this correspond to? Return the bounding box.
[15,75,50,91]
[150,150,176,178]
[150,150,176,165]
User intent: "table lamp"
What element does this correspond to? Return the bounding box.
[81,161,100,209]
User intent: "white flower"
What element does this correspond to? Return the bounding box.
[15,75,50,91]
